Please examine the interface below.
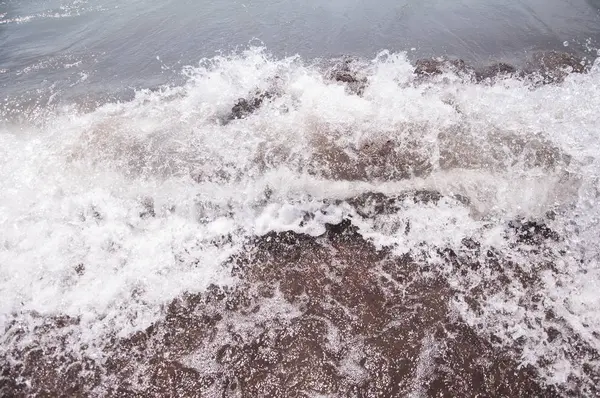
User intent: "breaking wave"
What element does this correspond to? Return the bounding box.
[1,47,600,396]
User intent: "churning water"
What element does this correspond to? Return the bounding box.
[2,0,600,396]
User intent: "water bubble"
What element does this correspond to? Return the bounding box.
[563,41,570,47]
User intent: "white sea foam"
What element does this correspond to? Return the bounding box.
[1,47,600,388]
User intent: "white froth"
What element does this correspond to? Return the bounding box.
[1,47,600,388]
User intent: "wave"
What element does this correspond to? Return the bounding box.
[0,0,106,25]
[1,47,600,396]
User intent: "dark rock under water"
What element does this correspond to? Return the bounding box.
[224,51,592,124]
[2,191,597,397]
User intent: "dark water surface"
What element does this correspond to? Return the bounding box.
[1,0,600,99]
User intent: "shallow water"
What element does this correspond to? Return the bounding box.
[1,0,600,396]
[1,0,600,99]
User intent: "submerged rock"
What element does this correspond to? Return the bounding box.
[347,190,471,219]
[438,126,573,172]
[2,213,580,397]
[309,137,433,181]
[475,62,518,82]
[224,75,284,122]
[525,51,588,83]
[325,57,368,96]
[230,97,263,120]
[414,58,474,79]
[3,188,598,397]
[508,219,561,245]
[414,53,592,85]
[227,91,273,121]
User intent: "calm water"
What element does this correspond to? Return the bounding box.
[1,0,600,100]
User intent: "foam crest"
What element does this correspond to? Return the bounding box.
[2,47,600,393]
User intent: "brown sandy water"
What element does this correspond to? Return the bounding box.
[0,200,580,397]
